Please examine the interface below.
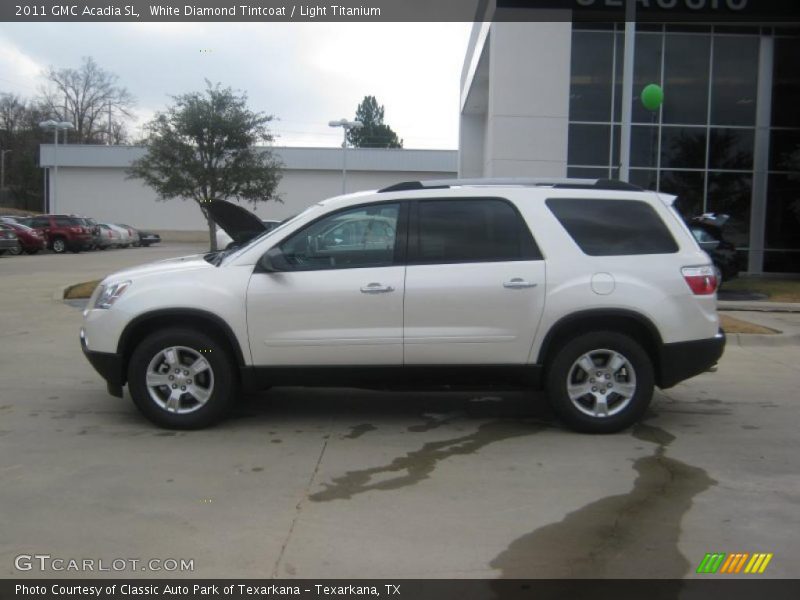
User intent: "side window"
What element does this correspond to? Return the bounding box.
[54,217,76,227]
[690,227,717,244]
[413,198,541,264]
[278,203,401,271]
[546,198,679,256]
[30,217,50,228]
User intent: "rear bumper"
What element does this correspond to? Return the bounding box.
[80,329,124,397]
[658,330,726,389]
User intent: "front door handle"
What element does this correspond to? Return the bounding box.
[503,278,538,289]
[361,282,395,294]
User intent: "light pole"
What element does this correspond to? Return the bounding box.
[328,118,363,194]
[39,120,74,213]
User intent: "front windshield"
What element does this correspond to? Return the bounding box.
[217,204,323,264]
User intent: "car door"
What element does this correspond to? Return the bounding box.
[246,201,406,366]
[403,197,546,365]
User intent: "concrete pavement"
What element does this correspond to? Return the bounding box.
[1,246,799,579]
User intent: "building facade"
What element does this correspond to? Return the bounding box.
[38,145,457,237]
[460,20,800,274]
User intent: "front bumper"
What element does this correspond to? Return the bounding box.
[80,329,125,397]
[658,330,726,389]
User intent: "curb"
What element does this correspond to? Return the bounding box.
[729,333,800,347]
[52,284,69,301]
[718,301,800,313]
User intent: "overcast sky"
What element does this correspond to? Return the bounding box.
[0,22,472,149]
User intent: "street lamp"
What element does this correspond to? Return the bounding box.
[328,118,363,194]
[39,120,74,213]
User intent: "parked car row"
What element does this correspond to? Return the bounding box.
[0,214,160,255]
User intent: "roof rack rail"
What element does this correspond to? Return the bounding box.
[377,177,643,193]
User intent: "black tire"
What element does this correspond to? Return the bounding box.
[7,243,22,256]
[545,331,654,434]
[51,237,67,253]
[127,328,237,429]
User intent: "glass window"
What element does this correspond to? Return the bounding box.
[772,37,800,128]
[414,199,540,264]
[628,33,664,124]
[690,227,717,245]
[278,203,400,271]
[629,169,658,191]
[708,128,754,171]
[30,217,49,228]
[631,125,660,168]
[661,127,707,169]
[568,124,610,166]
[567,167,610,179]
[569,31,615,122]
[54,217,81,227]
[711,36,759,127]
[765,175,800,250]
[546,198,678,256]
[660,170,706,218]
[706,172,752,249]
[769,129,800,172]
[663,34,711,125]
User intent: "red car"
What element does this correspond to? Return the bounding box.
[0,221,46,254]
[27,214,94,253]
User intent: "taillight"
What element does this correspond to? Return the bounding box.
[682,266,718,295]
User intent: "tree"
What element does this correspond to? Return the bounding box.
[127,82,282,250]
[0,93,50,210]
[346,96,403,148]
[40,57,135,144]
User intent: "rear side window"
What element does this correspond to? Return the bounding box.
[30,217,50,228]
[412,198,541,264]
[546,198,679,256]
[54,217,81,227]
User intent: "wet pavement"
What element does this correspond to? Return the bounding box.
[1,246,798,579]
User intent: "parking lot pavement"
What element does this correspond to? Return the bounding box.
[1,247,799,579]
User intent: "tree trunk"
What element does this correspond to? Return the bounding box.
[199,202,218,252]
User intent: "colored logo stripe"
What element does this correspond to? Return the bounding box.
[697,552,773,574]
[697,553,726,574]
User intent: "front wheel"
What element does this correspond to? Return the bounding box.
[8,243,22,256]
[545,331,654,433]
[51,237,67,253]
[127,328,237,429]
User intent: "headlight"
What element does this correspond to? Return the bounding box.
[93,280,132,309]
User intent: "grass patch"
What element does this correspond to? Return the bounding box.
[64,279,101,300]
[0,207,40,216]
[719,314,779,335]
[723,277,800,303]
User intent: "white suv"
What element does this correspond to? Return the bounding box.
[80,178,725,433]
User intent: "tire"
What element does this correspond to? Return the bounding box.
[51,237,67,253]
[545,331,654,434]
[8,243,22,256]
[127,328,237,429]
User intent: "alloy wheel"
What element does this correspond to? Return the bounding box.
[145,346,215,415]
[566,348,637,418]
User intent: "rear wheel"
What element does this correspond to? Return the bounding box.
[51,237,67,253]
[7,243,22,256]
[545,331,654,433]
[128,328,237,429]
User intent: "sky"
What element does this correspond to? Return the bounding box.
[0,22,473,149]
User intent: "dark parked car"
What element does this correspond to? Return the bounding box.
[689,214,739,282]
[0,224,20,255]
[137,230,161,247]
[28,214,94,253]
[0,221,46,254]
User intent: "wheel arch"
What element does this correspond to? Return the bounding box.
[537,309,665,385]
[117,309,246,385]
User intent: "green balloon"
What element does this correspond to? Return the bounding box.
[641,84,664,111]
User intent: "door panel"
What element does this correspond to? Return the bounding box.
[403,262,545,364]
[247,267,405,366]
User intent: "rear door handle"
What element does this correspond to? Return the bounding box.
[503,278,538,289]
[361,282,395,294]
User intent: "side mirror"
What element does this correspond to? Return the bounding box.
[259,247,290,273]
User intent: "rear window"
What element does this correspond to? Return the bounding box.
[546,198,679,256]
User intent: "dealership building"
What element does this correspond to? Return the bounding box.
[459,17,799,274]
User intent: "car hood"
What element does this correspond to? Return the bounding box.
[107,254,212,280]
[206,199,268,244]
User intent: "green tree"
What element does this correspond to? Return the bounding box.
[346,95,403,148]
[128,82,282,250]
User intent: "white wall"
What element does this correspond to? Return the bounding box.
[51,166,455,232]
[459,21,573,178]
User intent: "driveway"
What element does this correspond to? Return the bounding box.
[0,246,798,578]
